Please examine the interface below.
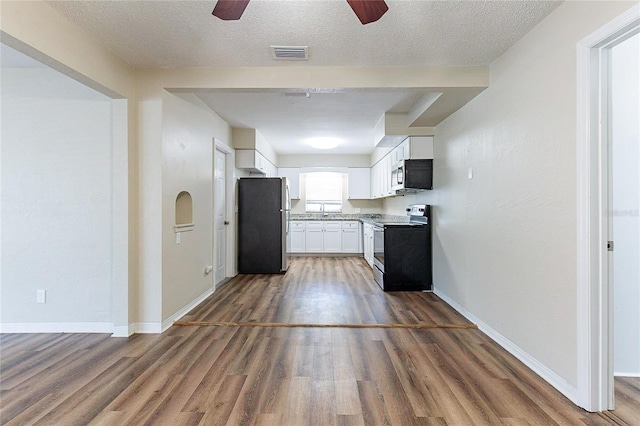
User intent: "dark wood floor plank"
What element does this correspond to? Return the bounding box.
[380,328,444,418]
[31,336,182,426]
[281,376,312,425]
[138,328,237,423]
[332,334,361,416]
[357,379,393,426]
[1,257,637,425]
[0,334,102,390]
[197,374,247,426]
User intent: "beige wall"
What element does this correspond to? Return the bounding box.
[161,92,233,322]
[385,1,637,396]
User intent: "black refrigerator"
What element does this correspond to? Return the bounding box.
[238,177,290,274]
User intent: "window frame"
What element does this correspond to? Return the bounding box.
[304,172,343,213]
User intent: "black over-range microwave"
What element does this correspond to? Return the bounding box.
[391,159,433,191]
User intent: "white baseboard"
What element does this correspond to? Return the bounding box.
[0,322,113,334]
[160,287,214,332]
[131,322,163,334]
[0,287,214,336]
[433,288,579,405]
[614,372,640,377]
[111,325,134,337]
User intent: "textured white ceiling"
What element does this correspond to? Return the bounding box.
[194,89,429,154]
[46,0,561,68]
[41,0,562,155]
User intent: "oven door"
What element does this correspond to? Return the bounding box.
[373,226,385,273]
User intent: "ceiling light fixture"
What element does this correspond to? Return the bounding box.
[308,137,341,150]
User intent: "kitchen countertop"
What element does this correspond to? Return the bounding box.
[290,213,409,226]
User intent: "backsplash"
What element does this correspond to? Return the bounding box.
[291,213,408,222]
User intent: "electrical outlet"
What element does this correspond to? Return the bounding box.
[355,208,361,213]
[37,290,46,304]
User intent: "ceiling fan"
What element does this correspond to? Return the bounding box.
[212,0,388,25]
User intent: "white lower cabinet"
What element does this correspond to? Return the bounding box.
[305,222,325,252]
[341,222,360,253]
[323,222,342,252]
[292,220,363,253]
[362,223,374,267]
[289,221,306,252]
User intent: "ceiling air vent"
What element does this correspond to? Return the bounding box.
[271,46,308,61]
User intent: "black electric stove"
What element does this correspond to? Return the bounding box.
[372,205,432,291]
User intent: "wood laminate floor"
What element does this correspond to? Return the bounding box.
[180,256,470,327]
[1,257,638,425]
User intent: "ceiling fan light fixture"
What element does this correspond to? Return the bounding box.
[346,0,389,25]
[212,0,250,20]
[271,46,309,61]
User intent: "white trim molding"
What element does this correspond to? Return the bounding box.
[614,372,640,378]
[161,287,214,332]
[131,322,163,334]
[111,325,134,338]
[576,4,640,412]
[0,322,113,334]
[434,289,578,404]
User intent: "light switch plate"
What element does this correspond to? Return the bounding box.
[37,290,46,304]
[176,232,181,244]
[468,167,473,180]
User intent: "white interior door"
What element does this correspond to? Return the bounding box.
[214,149,227,286]
[610,33,640,380]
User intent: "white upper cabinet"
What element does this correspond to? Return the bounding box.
[266,162,278,177]
[236,149,277,175]
[368,136,434,199]
[403,136,434,160]
[278,167,300,199]
[370,161,383,199]
[390,136,433,166]
[384,154,394,196]
[347,168,371,199]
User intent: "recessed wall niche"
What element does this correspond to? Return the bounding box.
[175,191,194,231]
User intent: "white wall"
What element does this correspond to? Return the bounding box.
[1,68,113,330]
[611,33,640,376]
[279,154,371,168]
[161,92,232,322]
[1,1,136,333]
[383,1,637,396]
[292,173,382,214]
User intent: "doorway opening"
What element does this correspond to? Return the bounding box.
[576,4,639,412]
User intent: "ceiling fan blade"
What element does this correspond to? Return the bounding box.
[212,0,250,21]
[346,0,388,25]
